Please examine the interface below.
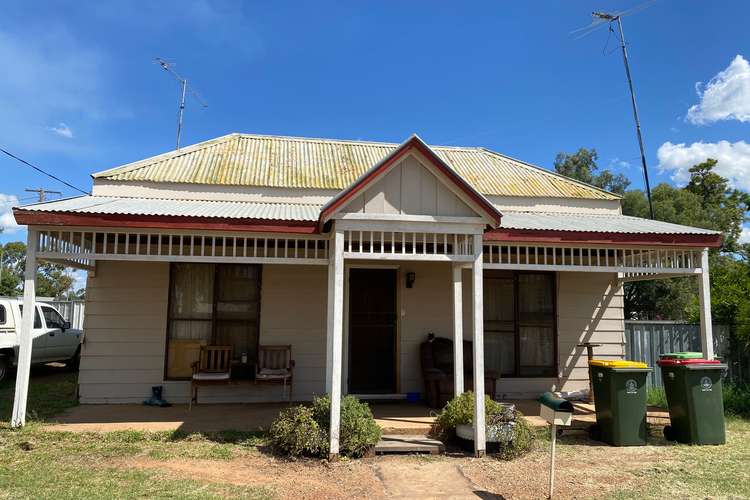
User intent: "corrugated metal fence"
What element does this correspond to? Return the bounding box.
[39,300,86,330]
[624,321,732,387]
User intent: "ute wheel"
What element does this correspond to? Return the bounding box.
[663,425,675,442]
[0,357,8,383]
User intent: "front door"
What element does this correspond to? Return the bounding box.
[348,268,398,394]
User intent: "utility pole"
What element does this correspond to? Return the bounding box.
[155,58,208,150]
[25,188,62,203]
[593,11,655,219]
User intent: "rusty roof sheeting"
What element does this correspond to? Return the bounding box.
[93,134,620,200]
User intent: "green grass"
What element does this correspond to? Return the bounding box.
[646,386,668,408]
[609,417,750,499]
[0,368,79,422]
[0,369,274,499]
[0,425,274,499]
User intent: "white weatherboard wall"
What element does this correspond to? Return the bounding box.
[79,261,327,404]
[78,262,623,403]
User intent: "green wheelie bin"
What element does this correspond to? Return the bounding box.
[588,359,651,446]
[657,354,727,445]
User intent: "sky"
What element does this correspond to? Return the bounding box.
[2,0,750,252]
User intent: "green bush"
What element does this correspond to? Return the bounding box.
[490,411,536,461]
[268,405,328,457]
[724,383,750,418]
[268,394,381,458]
[436,391,535,460]
[312,394,382,458]
[435,391,507,432]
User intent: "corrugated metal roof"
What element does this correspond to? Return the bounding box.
[92,133,620,200]
[500,212,719,235]
[18,197,718,236]
[19,196,320,221]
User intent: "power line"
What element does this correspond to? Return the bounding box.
[0,147,89,196]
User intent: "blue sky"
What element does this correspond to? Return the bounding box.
[2,0,750,246]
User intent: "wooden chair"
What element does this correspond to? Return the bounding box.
[190,345,233,410]
[255,345,295,403]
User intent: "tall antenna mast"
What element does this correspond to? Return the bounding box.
[591,11,655,219]
[155,58,208,150]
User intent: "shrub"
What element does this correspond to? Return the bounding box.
[490,411,536,461]
[312,394,382,458]
[435,391,507,432]
[268,394,381,458]
[268,405,328,457]
[724,383,750,418]
[436,391,535,460]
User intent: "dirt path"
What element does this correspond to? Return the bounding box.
[374,457,484,499]
[117,438,672,499]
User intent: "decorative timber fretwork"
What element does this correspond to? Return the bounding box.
[34,228,329,270]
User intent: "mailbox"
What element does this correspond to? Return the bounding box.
[538,392,574,426]
[538,392,575,499]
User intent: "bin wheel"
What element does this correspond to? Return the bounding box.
[663,425,675,442]
[588,424,601,442]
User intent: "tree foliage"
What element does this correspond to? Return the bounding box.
[554,147,631,195]
[1,241,79,298]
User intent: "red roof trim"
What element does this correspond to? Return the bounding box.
[318,136,502,228]
[484,228,722,248]
[12,209,318,234]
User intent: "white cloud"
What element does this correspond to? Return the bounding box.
[740,226,750,245]
[609,157,631,169]
[0,194,20,234]
[686,55,750,124]
[657,140,750,191]
[49,122,73,139]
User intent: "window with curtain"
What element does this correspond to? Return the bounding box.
[483,271,556,377]
[166,263,262,379]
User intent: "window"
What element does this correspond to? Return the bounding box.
[18,305,42,329]
[0,305,5,325]
[41,306,66,329]
[166,263,262,379]
[483,271,556,377]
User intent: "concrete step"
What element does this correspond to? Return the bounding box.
[374,434,445,455]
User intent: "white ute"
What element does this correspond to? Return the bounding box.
[0,298,83,381]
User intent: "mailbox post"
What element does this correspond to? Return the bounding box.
[538,392,574,499]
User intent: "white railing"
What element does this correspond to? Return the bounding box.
[483,243,703,274]
[35,228,329,267]
[342,230,475,261]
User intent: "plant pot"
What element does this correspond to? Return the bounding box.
[456,421,516,443]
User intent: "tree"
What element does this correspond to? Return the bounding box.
[554,147,631,195]
[0,241,79,298]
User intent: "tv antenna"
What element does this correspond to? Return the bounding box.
[572,1,656,219]
[155,58,208,150]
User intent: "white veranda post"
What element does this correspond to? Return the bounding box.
[472,233,486,457]
[11,229,38,428]
[452,263,464,395]
[698,248,715,360]
[326,229,345,459]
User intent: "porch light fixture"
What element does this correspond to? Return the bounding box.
[406,272,416,289]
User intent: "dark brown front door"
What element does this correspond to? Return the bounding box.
[348,268,398,394]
